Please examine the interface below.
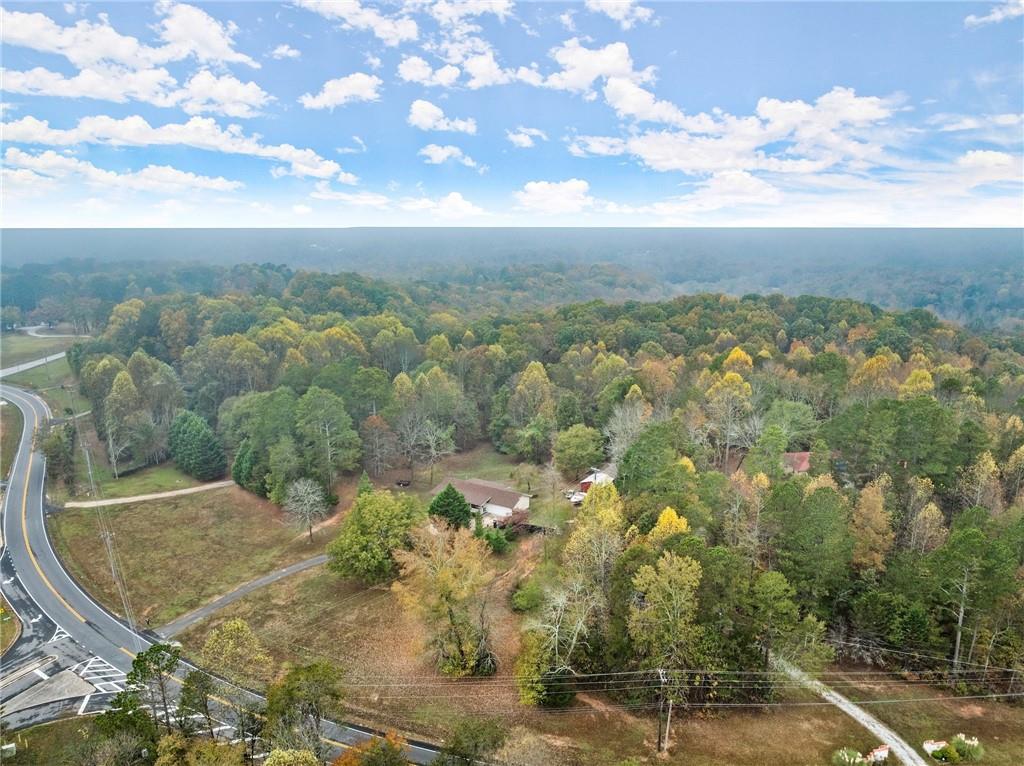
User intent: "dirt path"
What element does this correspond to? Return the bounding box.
[774,657,927,766]
[63,479,234,508]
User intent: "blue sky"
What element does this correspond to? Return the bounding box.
[2,0,1022,226]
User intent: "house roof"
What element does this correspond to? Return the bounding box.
[783,451,811,473]
[432,478,527,511]
[582,465,617,482]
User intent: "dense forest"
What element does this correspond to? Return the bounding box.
[17,261,1024,763]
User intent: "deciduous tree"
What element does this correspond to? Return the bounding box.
[328,490,423,583]
[285,478,331,541]
[850,475,895,573]
[296,386,361,489]
[202,618,273,687]
[393,525,496,677]
[553,424,604,479]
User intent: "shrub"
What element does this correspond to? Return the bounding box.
[831,748,869,766]
[477,527,510,554]
[930,745,961,763]
[951,734,983,762]
[511,578,544,612]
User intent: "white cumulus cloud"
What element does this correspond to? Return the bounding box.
[4,147,242,193]
[399,191,485,219]
[418,143,482,169]
[965,0,1024,27]
[506,127,548,148]
[293,0,417,46]
[515,178,595,214]
[300,73,382,110]
[397,56,460,87]
[584,0,654,30]
[2,114,353,181]
[271,44,300,59]
[407,99,477,133]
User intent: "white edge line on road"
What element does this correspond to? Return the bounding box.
[77,693,92,715]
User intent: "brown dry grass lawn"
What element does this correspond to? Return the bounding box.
[828,669,1024,765]
[176,530,883,766]
[47,486,334,626]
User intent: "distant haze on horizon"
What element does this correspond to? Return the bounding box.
[3,226,1022,330]
[3,226,1021,269]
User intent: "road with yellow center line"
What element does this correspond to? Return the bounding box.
[0,379,438,761]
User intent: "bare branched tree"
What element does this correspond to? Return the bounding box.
[284,478,330,541]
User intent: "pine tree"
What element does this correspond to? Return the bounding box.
[429,483,473,528]
[357,471,374,496]
[232,439,260,493]
[809,437,831,477]
[169,410,226,481]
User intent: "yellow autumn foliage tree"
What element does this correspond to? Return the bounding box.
[647,507,690,545]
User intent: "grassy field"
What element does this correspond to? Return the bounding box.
[1,717,94,765]
[828,670,1024,765]
[1,398,24,479]
[1,594,21,655]
[174,554,884,766]
[0,332,75,368]
[47,486,331,626]
[92,463,202,498]
[4,357,91,415]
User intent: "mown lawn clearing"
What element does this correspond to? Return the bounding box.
[4,357,90,415]
[1,398,24,479]
[47,486,331,626]
[0,332,75,368]
[92,463,202,498]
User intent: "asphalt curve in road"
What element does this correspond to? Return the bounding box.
[0,380,439,763]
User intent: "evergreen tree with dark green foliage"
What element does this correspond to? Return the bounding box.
[94,689,157,750]
[232,438,263,494]
[430,483,473,528]
[809,437,831,476]
[744,424,787,480]
[169,410,227,480]
[357,470,374,496]
[555,391,585,429]
[764,482,853,618]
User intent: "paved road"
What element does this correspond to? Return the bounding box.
[159,555,329,638]
[0,351,66,380]
[774,658,928,766]
[0,382,439,762]
[64,480,235,508]
[22,326,88,339]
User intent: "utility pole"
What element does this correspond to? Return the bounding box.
[657,668,673,753]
